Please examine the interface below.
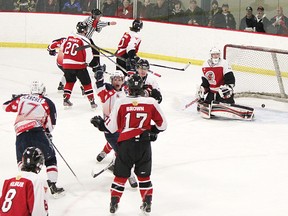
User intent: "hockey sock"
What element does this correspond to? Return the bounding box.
[110,176,128,202]
[137,176,153,201]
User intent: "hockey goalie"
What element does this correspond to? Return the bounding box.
[197,47,254,120]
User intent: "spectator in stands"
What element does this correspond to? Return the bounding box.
[207,0,222,27]
[239,6,257,32]
[116,0,133,18]
[169,0,185,24]
[0,0,15,11]
[270,6,288,35]
[36,0,59,12]
[139,0,154,19]
[255,6,270,32]
[102,0,117,16]
[213,4,236,29]
[151,0,169,22]
[61,0,82,14]
[82,0,96,14]
[14,0,36,12]
[184,0,206,26]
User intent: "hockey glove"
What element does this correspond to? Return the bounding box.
[128,56,140,71]
[45,132,53,141]
[93,64,106,81]
[219,84,233,99]
[149,132,158,142]
[151,89,162,104]
[47,47,56,56]
[143,85,152,97]
[90,115,107,132]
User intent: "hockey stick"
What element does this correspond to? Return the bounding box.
[150,62,191,71]
[183,97,199,109]
[50,142,80,183]
[91,160,114,178]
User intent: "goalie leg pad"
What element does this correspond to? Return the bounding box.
[210,101,254,120]
[198,102,212,119]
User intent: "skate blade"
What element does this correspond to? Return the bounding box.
[52,191,66,199]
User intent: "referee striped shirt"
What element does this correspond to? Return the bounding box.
[83,16,110,39]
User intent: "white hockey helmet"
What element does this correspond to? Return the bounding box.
[209,47,221,64]
[30,81,46,95]
[110,70,124,82]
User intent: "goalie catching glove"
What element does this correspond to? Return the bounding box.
[218,84,233,99]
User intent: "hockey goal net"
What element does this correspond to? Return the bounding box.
[223,44,288,102]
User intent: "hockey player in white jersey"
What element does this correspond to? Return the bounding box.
[136,58,162,103]
[197,47,254,120]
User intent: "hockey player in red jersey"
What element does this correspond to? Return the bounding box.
[83,8,117,67]
[62,21,97,109]
[116,19,143,75]
[3,81,65,197]
[197,47,254,120]
[90,74,167,214]
[0,147,48,216]
[136,59,162,103]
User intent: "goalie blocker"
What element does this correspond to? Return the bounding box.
[198,101,254,121]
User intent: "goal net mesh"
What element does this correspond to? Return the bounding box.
[223,44,288,102]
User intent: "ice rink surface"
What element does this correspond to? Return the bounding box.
[0,48,288,216]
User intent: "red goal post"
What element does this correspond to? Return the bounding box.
[223,44,288,102]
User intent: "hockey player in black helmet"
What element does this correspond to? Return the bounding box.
[76,21,88,33]
[83,8,117,67]
[136,59,163,103]
[22,147,44,174]
[90,72,167,214]
[130,19,143,32]
[116,19,143,76]
[0,147,49,215]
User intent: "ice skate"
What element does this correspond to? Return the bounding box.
[57,82,64,91]
[140,195,152,214]
[128,174,138,188]
[63,97,73,108]
[96,150,107,162]
[109,196,119,213]
[90,99,97,109]
[47,180,65,198]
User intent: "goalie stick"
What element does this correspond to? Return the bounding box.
[183,97,199,109]
[91,160,114,178]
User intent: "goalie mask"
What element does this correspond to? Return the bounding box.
[30,81,46,95]
[22,147,44,174]
[210,47,221,64]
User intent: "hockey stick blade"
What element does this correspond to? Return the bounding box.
[91,161,114,178]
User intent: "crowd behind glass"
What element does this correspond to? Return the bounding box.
[1,0,288,36]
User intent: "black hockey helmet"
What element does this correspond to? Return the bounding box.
[76,22,88,33]
[127,74,144,96]
[91,8,102,16]
[22,147,44,174]
[130,19,143,32]
[136,59,150,70]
